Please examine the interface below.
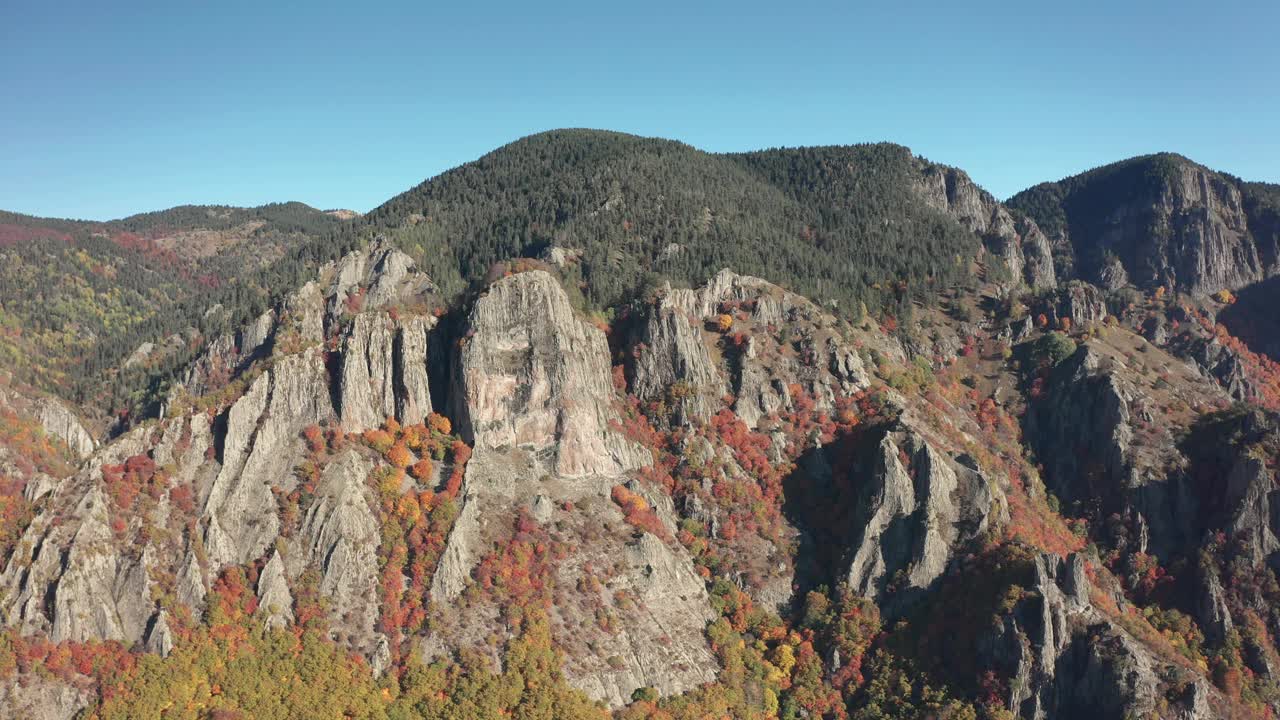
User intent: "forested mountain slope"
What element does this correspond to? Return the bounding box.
[0,203,347,422]
[364,130,993,314]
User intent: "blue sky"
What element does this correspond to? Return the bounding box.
[2,0,1277,220]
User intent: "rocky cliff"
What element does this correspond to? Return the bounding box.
[1009,154,1280,296]
[431,270,716,706]
[916,163,1058,290]
[0,239,437,660]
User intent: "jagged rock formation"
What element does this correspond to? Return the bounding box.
[433,270,713,706]
[0,468,154,644]
[1042,280,1109,329]
[0,239,438,661]
[1222,452,1280,570]
[256,551,294,630]
[1025,341,1226,558]
[916,164,1057,289]
[452,270,649,477]
[11,135,1280,720]
[0,676,90,720]
[170,238,436,419]
[203,352,333,569]
[969,551,1229,719]
[143,609,175,657]
[339,313,435,430]
[293,450,381,651]
[631,269,870,428]
[844,430,1001,608]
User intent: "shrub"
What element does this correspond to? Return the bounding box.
[1031,332,1077,367]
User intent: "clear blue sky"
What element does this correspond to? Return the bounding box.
[3,0,1277,220]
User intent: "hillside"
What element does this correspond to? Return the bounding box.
[0,203,346,423]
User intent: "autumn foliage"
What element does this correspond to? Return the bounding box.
[610,484,669,540]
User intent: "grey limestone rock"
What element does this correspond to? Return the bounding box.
[452,270,649,477]
[256,550,294,630]
[36,397,95,460]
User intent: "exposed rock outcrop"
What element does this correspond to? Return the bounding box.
[1046,281,1109,329]
[1026,344,1215,558]
[429,270,719,706]
[339,313,435,432]
[453,270,649,477]
[339,313,399,431]
[1221,449,1280,571]
[0,484,155,645]
[979,552,1219,720]
[631,270,870,428]
[144,609,175,657]
[916,164,1057,289]
[256,551,294,630]
[845,431,1000,608]
[0,239,443,666]
[294,450,380,650]
[171,239,436,409]
[0,676,91,720]
[428,448,718,707]
[203,352,333,570]
[35,397,95,459]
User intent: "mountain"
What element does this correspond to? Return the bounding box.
[3,131,1280,720]
[1008,153,1280,296]
[364,129,1028,313]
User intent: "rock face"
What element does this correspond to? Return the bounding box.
[1009,154,1279,296]
[453,270,649,477]
[562,530,719,706]
[4,231,1271,719]
[432,270,716,706]
[0,482,154,644]
[50,488,152,643]
[1192,409,1280,576]
[0,675,91,720]
[171,238,435,411]
[144,609,175,657]
[979,553,1221,720]
[1028,348,1136,508]
[915,164,1057,289]
[844,430,1000,609]
[337,312,436,431]
[294,450,381,652]
[631,292,726,422]
[256,551,294,630]
[427,450,719,707]
[36,398,95,459]
[631,270,870,428]
[0,239,439,662]
[203,352,333,570]
[1025,344,1220,559]
[1043,281,1109,329]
